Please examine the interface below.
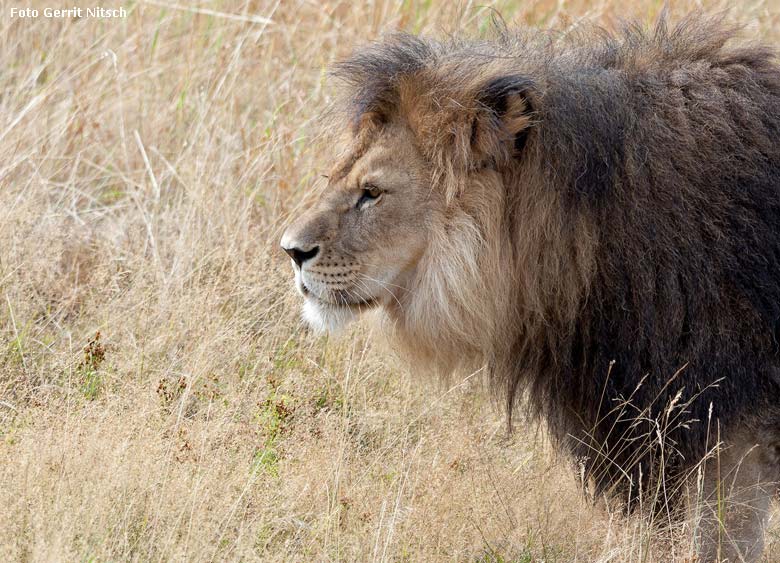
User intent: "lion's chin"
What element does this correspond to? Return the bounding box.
[302,297,363,333]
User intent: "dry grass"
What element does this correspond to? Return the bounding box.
[2,0,780,561]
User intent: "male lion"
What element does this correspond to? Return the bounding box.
[281,14,780,562]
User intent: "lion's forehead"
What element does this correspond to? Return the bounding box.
[329,122,423,188]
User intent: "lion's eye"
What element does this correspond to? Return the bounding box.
[356,186,383,209]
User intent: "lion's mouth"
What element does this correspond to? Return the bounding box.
[301,282,378,310]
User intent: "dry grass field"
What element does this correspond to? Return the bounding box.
[2,0,780,561]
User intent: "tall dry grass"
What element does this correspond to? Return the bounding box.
[1,0,779,561]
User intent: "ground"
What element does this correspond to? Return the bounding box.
[1,1,780,561]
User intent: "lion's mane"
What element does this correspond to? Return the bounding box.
[333,14,780,506]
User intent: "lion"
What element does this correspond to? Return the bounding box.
[281,14,780,562]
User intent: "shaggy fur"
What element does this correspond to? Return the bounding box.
[326,13,780,511]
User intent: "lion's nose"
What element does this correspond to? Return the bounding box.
[282,244,319,268]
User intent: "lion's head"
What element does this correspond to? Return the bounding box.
[280,35,558,372]
[280,118,437,333]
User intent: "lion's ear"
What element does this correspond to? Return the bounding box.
[473,75,535,161]
[353,109,386,136]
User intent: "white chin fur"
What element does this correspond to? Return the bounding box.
[302,298,359,333]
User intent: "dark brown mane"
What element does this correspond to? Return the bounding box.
[331,12,780,509]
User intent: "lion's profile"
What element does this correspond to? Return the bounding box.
[281,14,780,561]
